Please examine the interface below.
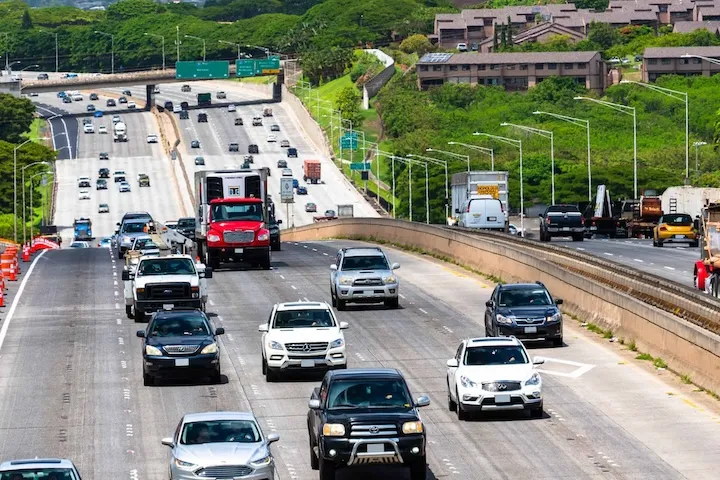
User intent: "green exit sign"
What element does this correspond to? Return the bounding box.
[350,162,371,171]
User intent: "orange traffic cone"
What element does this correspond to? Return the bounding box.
[0,285,4,307]
[9,262,17,281]
[196,256,201,264]
[22,245,30,263]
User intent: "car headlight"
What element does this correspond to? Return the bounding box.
[250,453,273,467]
[338,276,353,285]
[145,345,162,356]
[329,338,344,349]
[402,421,423,434]
[546,312,562,322]
[322,423,345,436]
[201,343,218,354]
[173,458,196,468]
[496,314,514,325]
[122,236,131,243]
[460,375,477,388]
[383,275,397,284]
[257,232,269,241]
[268,340,283,351]
[525,372,541,386]
[207,233,221,242]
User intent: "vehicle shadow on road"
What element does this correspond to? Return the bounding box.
[151,375,229,387]
[338,465,440,479]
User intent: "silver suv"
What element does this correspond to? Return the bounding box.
[0,458,81,479]
[330,247,400,310]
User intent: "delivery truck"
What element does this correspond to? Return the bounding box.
[662,186,720,222]
[303,159,321,184]
[450,171,509,225]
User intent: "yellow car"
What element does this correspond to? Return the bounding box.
[653,214,698,247]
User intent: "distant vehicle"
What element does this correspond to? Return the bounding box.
[280,139,290,148]
[653,213,698,247]
[234,117,243,125]
[252,116,262,126]
[228,104,236,112]
[106,99,116,107]
[457,42,468,51]
[303,159,321,184]
[296,186,308,195]
[138,174,150,187]
[287,147,298,158]
[191,140,200,148]
[29,92,38,97]
[292,179,299,189]
[277,159,287,168]
[69,241,90,248]
[194,156,205,165]
[118,96,127,104]
[62,96,72,103]
[119,181,131,192]
[98,203,110,213]
[57,91,67,98]
[197,92,211,106]
[164,101,173,110]
[112,115,121,123]
[78,177,91,188]
[67,73,78,78]
[457,195,506,232]
[180,101,189,110]
[98,237,112,247]
[37,73,49,80]
[266,134,277,142]
[122,89,132,96]
[179,110,189,119]
[248,144,259,154]
[94,110,103,118]
[99,152,109,160]
[305,202,317,212]
[197,112,208,122]
[243,155,254,163]
[127,101,136,109]
[113,170,126,182]
[216,91,226,99]
[281,168,292,177]
[98,167,110,178]
[87,104,96,112]
[229,143,239,152]
[96,179,107,190]
[78,190,90,200]
[173,104,181,113]
[83,123,94,133]
[270,124,280,132]
[72,93,82,101]
[153,86,160,93]
[98,125,107,134]
[324,209,336,218]
[539,204,584,242]
[263,107,272,117]
[89,93,99,100]
[146,134,158,143]
[181,84,191,92]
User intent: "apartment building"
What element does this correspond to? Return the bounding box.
[642,46,720,81]
[416,51,608,92]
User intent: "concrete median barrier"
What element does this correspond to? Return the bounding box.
[283,218,720,395]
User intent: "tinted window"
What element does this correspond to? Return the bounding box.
[211,204,262,221]
[137,258,196,276]
[547,205,580,214]
[122,222,145,233]
[327,379,412,409]
[180,420,260,445]
[273,309,334,328]
[498,288,552,307]
[177,218,195,227]
[464,345,529,365]
[0,470,79,480]
[149,315,209,337]
[662,214,692,226]
[341,255,389,271]
[135,238,158,250]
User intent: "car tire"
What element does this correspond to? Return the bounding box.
[572,234,583,242]
[447,383,457,412]
[530,405,544,419]
[552,337,563,347]
[125,305,132,319]
[265,367,277,383]
[336,299,346,311]
[657,239,663,247]
[330,290,337,307]
[691,240,699,248]
[260,251,271,270]
[143,372,154,386]
[409,457,427,480]
[309,430,319,470]
[211,367,221,384]
[271,241,281,252]
[318,457,336,480]
[262,356,267,375]
[384,297,400,309]
[456,389,468,420]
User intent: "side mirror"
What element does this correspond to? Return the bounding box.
[446,358,459,368]
[258,324,269,332]
[266,433,280,444]
[339,321,349,330]
[415,395,430,407]
[136,330,145,338]
[277,219,282,224]
[538,213,544,217]
[122,270,131,281]
[454,208,460,214]
[116,222,121,226]
[161,437,175,448]
[485,300,493,308]
[215,327,225,335]
[114,229,119,235]
[204,267,213,279]
[308,399,321,409]
[533,356,545,365]
[391,263,400,270]
[555,298,563,305]
[330,264,337,271]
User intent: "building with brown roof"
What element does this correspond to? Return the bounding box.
[477,22,587,53]
[416,51,608,92]
[672,20,720,32]
[642,46,720,81]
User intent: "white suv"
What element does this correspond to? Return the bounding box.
[446,336,545,420]
[258,301,348,382]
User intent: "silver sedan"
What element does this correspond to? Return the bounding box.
[162,411,279,480]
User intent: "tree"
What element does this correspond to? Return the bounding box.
[493,29,498,51]
[588,21,621,50]
[399,34,434,55]
[21,8,32,29]
[336,85,363,129]
[0,94,35,143]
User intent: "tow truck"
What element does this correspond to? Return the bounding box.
[73,218,93,241]
[694,202,720,296]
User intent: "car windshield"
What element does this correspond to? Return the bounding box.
[211,203,263,222]
[498,288,552,307]
[464,345,529,366]
[341,255,388,271]
[273,309,334,328]
[122,223,145,234]
[137,258,196,276]
[662,214,692,226]
[327,379,412,409]
[180,420,260,445]
[134,238,158,250]
[0,469,79,480]
[178,219,195,227]
[69,242,87,248]
[149,315,209,337]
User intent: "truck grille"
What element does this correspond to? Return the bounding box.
[515,317,545,326]
[163,345,201,355]
[285,342,328,353]
[352,278,383,286]
[482,381,521,392]
[350,423,399,437]
[223,230,255,244]
[196,465,253,477]
[147,283,190,300]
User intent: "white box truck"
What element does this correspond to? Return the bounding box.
[113,122,127,142]
[450,171,509,226]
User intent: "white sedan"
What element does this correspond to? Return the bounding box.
[267,134,277,142]
[127,101,137,109]
[228,104,236,112]
[446,336,544,420]
[98,125,108,134]
[78,190,90,200]
[83,124,94,133]
[147,134,158,143]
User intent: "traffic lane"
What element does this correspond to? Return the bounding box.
[0,249,130,477]
[33,102,76,160]
[256,239,706,479]
[211,242,678,479]
[157,80,271,105]
[550,237,696,285]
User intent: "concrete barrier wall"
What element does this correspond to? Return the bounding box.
[363,49,396,99]
[283,218,720,394]
[281,85,333,157]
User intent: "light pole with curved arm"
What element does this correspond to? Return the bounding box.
[94,30,115,74]
[501,122,555,204]
[22,161,51,244]
[426,147,470,173]
[14,137,49,242]
[40,30,59,72]
[28,170,53,241]
[219,40,242,60]
[184,35,206,61]
[408,153,449,220]
[145,33,166,70]
[448,141,494,170]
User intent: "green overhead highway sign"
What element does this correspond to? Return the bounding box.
[350,162,371,171]
[236,59,256,78]
[256,56,280,75]
[176,61,229,79]
[340,133,358,150]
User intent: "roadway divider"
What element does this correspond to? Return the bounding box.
[159,108,195,208]
[283,218,720,395]
[150,107,191,217]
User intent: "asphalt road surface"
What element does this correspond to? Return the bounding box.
[1,244,718,479]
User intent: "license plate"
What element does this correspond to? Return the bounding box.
[473,214,480,217]
[563,227,570,231]
[301,359,315,368]
[367,444,384,453]
[674,235,685,239]
[524,326,537,333]
[163,304,174,310]
[487,216,497,221]
[495,394,511,403]
[175,358,189,367]
[234,248,244,253]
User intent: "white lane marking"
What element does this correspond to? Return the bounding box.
[114,290,119,296]
[113,280,118,286]
[634,258,644,263]
[312,248,318,251]
[323,252,328,256]
[226,333,234,342]
[355,351,366,362]
[291,285,297,290]
[250,384,261,395]
[304,297,309,301]
[536,357,596,378]
[399,294,406,299]
[217,316,224,323]
[0,250,47,352]
[443,326,453,333]
[665,266,676,270]
[121,360,127,369]
[126,424,134,437]
[418,308,428,314]
[115,303,120,309]
[209,299,215,306]
[123,389,130,400]
[279,275,285,280]
[117,319,122,325]
[603,252,614,256]
[118,337,124,345]
[113,272,117,277]
[576,247,585,251]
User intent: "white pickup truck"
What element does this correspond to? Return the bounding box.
[122,254,212,322]
[258,301,348,382]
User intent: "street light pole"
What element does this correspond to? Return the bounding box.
[176,26,181,62]
[22,160,50,245]
[29,171,52,242]
[448,141,494,170]
[145,33,166,70]
[219,40,242,60]
[501,123,555,204]
[408,153,449,221]
[94,31,115,74]
[40,31,59,72]
[14,138,38,243]
[185,35,206,61]
[693,141,707,177]
[426,147,470,173]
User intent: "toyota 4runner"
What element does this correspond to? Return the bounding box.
[330,247,400,310]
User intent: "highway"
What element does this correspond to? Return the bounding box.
[1,242,719,479]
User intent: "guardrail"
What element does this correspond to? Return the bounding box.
[283,218,720,395]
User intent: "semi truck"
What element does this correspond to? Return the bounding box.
[194,168,272,270]
[302,159,321,184]
[621,190,663,238]
[73,218,93,241]
[662,186,720,222]
[197,93,212,107]
[694,202,720,297]
[450,171,509,226]
[113,122,127,142]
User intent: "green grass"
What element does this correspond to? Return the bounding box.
[235,75,277,84]
[636,353,654,361]
[653,357,668,369]
[627,340,638,352]
[680,373,693,384]
[26,118,47,142]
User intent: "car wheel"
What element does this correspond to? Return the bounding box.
[384,297,399,309]
[143,372,154,386]
[211,367,221,384]
[447,382,457,412]
[530,405,544,419]
[260,251,271,270]
[336,299,346,311]
[318,457,336,480]
[691,240,699,248]
[309,430,319,470]
[265,367,277,383]
[657,239,663,247]
[456,389,468,420]
[262,356,267,375]
[409,457,427,480]
[330,290,337,307]
[552,337,563,347]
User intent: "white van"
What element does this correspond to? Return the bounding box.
[457,195,506,230]
[72,93,83,101]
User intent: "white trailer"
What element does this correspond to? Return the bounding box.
[113,121,127,142]
[451,171,509,223]
[661,186,720,220]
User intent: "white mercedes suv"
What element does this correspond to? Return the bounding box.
[259,301,348,382]
[446,336,545,420]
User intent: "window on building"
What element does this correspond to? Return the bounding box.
[449,65,458,71]
[694,58,703,64]
[648,59,657,65]
[536,63,545,70]
[548,63,557,69]
[564,63,573,70]
[461,64,471,71]
[490,64,500,70]
[575,76,586,85]
[659,5,668,12]
[506,64,516,70]
[661,58,671,65]
[681,58,689,65]
[433,65,443,71]
[520,64,528,70]
[419,65,428,71]
[577,63,587,69]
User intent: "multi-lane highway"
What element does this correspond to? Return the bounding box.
[2,241,719,479]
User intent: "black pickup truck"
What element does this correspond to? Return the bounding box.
[307,368,430,480]
[539,204,585,241]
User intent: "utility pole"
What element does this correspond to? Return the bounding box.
[176,26,181,63]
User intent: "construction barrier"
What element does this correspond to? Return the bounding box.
[22,244,30,262]
[30,236,60,253]
[0,252,14,282]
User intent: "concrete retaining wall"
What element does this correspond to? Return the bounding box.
[363,49,396,99]
[283,218,720,394]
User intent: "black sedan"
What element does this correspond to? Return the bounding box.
[118,96,128,104]
[106,99,116,107]
[99,152,109,160]
[191,140,200,148]
[136,309,224,386]
[248,144,259,154]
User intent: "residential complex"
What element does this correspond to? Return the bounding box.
[642,46,720,81]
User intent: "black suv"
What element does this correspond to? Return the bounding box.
[98,168,110,178]
[229,143,239,152]
[287,147,298,158]
[539,204,584,242]
[176,217,196,240]
[198,113,208,122]
[484,282,564,346]
[164,101,173,110]
[106,98,116,107]
[269,216,282,251]
[136,309,224,386]
[99,152,109,160]
[248,144,259,154]
[308,368,430,480]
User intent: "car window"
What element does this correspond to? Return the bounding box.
[0,469,79,480]
[547,206,580,214]
[327,379,412,409]
[122,222,145,234]
[498,288,552,307]
[273,309,334,328]
[211,204,262,222]
[662,214,692,226]
[341,255,389,271]
[149,315,210,337]
[135,238,158,249]
[177,219,195,227]
[464,345,529,365]
[137,258,196,276]
[180,420,260,445]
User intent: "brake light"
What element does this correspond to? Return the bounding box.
[546,217,551,225]
[659,226,667,231]
[466,203,471,213]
